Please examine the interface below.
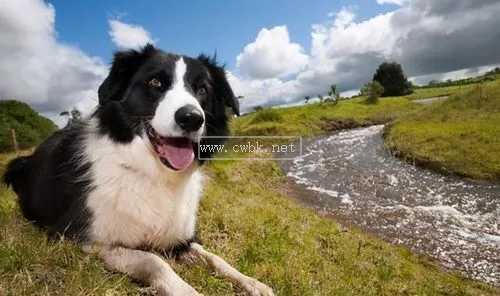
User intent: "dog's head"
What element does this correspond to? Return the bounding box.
[97,44,239,171]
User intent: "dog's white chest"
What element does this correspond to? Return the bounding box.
[84,135,203,249]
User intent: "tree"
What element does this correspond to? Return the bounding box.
[317,94,324,103]
[360,82,371,96]
[328,84,339,105]
[365,81,385,104]
[304,95,310,104]
[60,108,82,126]
[373,62,413,97]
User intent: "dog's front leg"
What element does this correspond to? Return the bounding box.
[83,244,202,296]
[190,243,274,296]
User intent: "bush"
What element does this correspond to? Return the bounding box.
[365,81,385,104]
[250,108,283,124]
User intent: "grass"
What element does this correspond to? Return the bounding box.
[1,153,498,295]
[402,85,472,101]
[1,91,498,294]
[233,97,422,145]
[399,74,499,102]
[384,80,500,180]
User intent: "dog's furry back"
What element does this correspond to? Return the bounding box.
[2,122,93,241]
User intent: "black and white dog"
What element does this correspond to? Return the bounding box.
[3,44,273,296]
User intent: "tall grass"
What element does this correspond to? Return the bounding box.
[384,80,500,179]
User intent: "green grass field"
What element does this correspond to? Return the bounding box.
[1,93,499,295]
[402,74,499,101]
[232,96,422,144]
[384,80,500,180]
[402,84,472,101]
[1,153,498,295]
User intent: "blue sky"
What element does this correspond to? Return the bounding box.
[1,0,499,125]
[50,0,395,68]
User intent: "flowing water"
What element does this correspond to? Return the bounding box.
[279,125,500,285]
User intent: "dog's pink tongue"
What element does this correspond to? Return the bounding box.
[158,138,194,170]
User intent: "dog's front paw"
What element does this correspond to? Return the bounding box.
[241,277,274,296]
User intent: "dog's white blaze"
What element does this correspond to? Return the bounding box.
[84,120,204,248]
[151,57,205,140]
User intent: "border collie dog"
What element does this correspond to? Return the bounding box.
[3,44,274,296]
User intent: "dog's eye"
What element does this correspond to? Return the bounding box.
[148,78,162,88]
[196,87,207,96]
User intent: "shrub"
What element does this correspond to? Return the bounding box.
[250,108,283,124]
[366,81,385,104]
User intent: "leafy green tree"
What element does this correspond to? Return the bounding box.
[373,62,413,97]
[304,95,310,104]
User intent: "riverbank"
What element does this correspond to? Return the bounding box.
[384,80,500,180]
[232,97,421,145]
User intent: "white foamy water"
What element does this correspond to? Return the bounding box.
[280,125,500,285]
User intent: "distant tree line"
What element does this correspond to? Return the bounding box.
[415,67,499,89]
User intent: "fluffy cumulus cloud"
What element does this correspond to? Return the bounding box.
[236,26,308,79]
[232,0,500,113]
[108,19,156,49]
[0,0,108,126]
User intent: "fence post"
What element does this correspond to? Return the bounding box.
[10,128,18,155]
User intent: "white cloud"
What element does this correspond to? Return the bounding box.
[236,26,308,79]
[108,19,156,49]
[231,1,500,113]
[0,0,108,126]
[376,0,409,6]
[333,6,357,28]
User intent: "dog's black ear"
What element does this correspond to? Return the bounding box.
[98,44,158,105]
[197,53,240,116]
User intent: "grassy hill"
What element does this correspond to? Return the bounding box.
[232,96,421,143]
[0,100,57,152]
[384,79,500,180]
[1,93,499,294]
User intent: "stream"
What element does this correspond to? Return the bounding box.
[279,125,500,285]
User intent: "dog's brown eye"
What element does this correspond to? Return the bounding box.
[148,78,162,88]
[197,87,207,96]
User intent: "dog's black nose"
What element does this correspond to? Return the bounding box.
[175,105,204,132]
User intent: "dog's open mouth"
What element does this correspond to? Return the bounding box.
[147,128,194,170]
